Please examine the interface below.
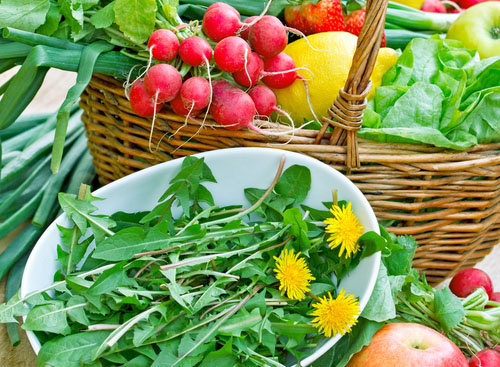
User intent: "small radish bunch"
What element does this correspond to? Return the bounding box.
[129,2,308,136]
[129,30,214,119]
[202,3,306,90]
[129,29,184,117]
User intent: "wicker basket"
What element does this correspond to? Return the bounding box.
[79,0,500,284]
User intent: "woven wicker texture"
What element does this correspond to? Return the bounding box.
[79,0,500,284]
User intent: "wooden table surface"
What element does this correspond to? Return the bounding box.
[0,69,499,366]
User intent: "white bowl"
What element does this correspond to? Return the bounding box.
[21,147,380,366]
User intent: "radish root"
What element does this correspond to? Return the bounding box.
[237,0,273,35]
[124,46,155,99]
[285,27,335,55]
[148,90,160,153]
[298,75,321,128]
[261,66,314,80]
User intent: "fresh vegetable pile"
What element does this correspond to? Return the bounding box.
[0,156,387,366]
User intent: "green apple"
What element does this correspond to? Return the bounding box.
[446,2,500,59]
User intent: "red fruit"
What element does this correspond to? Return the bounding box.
[262,52,297,89]
[129,79,164,118]
[345,8,386,47]
[147,29,179,61]
[347,323,469,367]
[206,2,239,16]
[469,349,500,367]
[170,95,202,117]
[232,51,264,87]
[449,268,493,298]
[421,0,447,13]
[240,16,257,41]
[143,64,183,103]
[284,0,345,35]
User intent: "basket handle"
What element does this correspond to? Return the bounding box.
[315,0,388,172]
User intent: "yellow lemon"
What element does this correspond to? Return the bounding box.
[390,0,425,9]
[273,32,397,124]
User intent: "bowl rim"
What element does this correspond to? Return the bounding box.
[20,147,380,366]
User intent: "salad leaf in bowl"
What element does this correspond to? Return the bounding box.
[7,147,382,366]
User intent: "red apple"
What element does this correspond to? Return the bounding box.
[347,323,468,367]
[449,268,493,298]
[469,349,500,367]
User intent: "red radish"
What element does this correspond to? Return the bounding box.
[248,16,288,58]
[248,85,297,129]
[206,2,240,16]
[180,77,211,110]
[129,79,164,118]
[179,36,212,67]
[170,94,202,117]
[449,268,493,298]
[248,85,281,116]
[421,0,447,13]
[202,7,241,42]
[248,84,294,119]
[491,292,500,302]
[210,82,261,132]
[232,52,264,87]
[214,36,251,73]
[144,64,182,103]
[240,16,258,41]
[147,29,179,61]
[261,52,298,89]
[469,349,500,367]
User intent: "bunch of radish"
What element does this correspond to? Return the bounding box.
[127,2,304,134]
[448,268,500,367]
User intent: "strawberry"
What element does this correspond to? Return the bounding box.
[345,8,386,47]
[284,0,345,36]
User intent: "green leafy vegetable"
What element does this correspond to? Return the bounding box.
[0,156,389,367]
[0,0,50,33]
[360,36,500,148]
[113,0,158,44]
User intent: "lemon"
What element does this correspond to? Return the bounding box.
[274,32,398,124]
[390,0,425,9]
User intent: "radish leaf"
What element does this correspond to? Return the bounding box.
[114,0,157,44]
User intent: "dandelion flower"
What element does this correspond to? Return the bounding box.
[324,202,364,258]
[311,289,360,337]
[273,249,315,301]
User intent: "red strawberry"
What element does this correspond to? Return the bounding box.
[345,8,386,47]
[284,0,345,36]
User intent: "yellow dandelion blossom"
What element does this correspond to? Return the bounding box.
[273,249,315,301]
[324,202,364,258]
[311,289,360,337]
